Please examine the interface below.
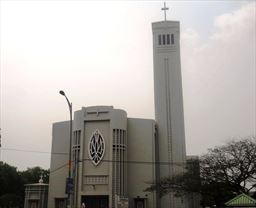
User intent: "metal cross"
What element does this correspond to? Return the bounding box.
[161,2,169,21]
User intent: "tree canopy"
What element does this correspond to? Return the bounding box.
[144,157,201,197]
[20,166,49,184]
[0,162,23,208]
[145,136,256,207]
[0,162,49,208]
[200,136,256,206]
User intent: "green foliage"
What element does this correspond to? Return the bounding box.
[0,162,23,197]
[200,136,256,207]
[0,194,23,208]
[20,166,49,184]
[144,158,201,197]
[0,162,49,208]
[0,162,24,208]
[144,136,256,207]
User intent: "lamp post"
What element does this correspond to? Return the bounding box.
[59,90,73,208]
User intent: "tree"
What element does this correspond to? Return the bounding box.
[144,136,256,207]
[0,194,23,208]
[0,162,23,208]
[200,136,256,206]
[20,166,49,184]
[0,162,49,208]
[144,157,201,197]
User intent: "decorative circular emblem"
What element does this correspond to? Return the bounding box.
[88,129,105,166]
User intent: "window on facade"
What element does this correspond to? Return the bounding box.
[88,129,105,166]
[73,131,81,146]
[77,131,80,145]
[73,137,77,145]
[171,34,175,44]
[162,34,166,45]
[158,35,161,45]
[167,34,170,44]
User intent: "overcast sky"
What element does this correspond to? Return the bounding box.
[1,1,255,170]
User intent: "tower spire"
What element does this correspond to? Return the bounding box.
[161,2,169,21]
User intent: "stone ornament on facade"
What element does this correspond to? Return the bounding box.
[88,129,105,166]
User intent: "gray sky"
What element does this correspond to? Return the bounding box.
[1,1,255,170]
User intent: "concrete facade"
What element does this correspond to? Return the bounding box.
[152,21,186,208]
[48,107,157,208]
[48,121,70,208]
[48,19,191,208]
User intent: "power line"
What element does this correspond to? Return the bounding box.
[2,147,199,175]
[2,147,198,164]
[50,158,198,175]
[2,147,197,165]
[50,163,68,174]
[79,158,191,166]
[1,147,67,155]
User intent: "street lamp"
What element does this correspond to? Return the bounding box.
[59,90,73,208]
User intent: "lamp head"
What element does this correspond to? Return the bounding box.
[59,90,65,96]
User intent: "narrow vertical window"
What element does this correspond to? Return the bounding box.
[158,35,161,45]
[78,131,80,145]
[171,34,175,44]
[162,34,166,45]
[167,34,170,44]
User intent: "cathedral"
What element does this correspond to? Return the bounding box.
[48,6,194,208]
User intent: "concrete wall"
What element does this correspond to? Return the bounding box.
[127,118,158,208]
[72,106,128,208]
[152,20,187,208]
[48,107,160,208]
[48,121,70,208]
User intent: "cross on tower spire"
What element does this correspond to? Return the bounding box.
[161,2,169,21]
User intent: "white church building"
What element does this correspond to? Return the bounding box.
[48,7,195,208]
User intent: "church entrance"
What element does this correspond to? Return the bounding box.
[81,195,109,208]
[134,198,145,208]
[28,200,39,208]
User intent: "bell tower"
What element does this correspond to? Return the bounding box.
[152,3,186,208]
